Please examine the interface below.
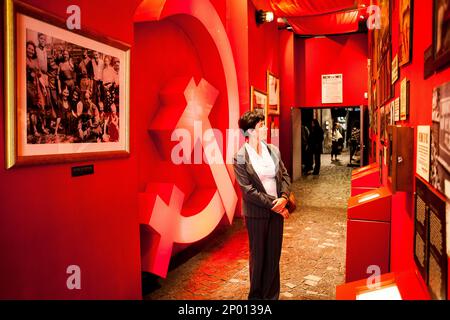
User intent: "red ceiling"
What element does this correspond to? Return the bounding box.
[288,9,361,35]
[270,0,359,17]
[251,0,373,35]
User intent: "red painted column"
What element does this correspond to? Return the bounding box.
[279,30,295,176]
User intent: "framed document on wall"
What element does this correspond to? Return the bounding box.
[416,126,431,182]
[414,177,448,300]
[400,78,410,120]
[250,86,268,125]
[392,54,399,84]
[380,106,386,143]
[321,74,343,104]
[267,71,280,115]
[414,178,429,283]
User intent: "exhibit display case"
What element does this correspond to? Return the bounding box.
[351,165,381,196]
[352,163,379,176]
[346,187,392,283]
[337,271,430,300]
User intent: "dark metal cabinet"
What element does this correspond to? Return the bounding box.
[387,125,414,193]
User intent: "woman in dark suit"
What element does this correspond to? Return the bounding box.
[233,110,292,300]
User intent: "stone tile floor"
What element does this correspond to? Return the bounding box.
[145,153,352,300]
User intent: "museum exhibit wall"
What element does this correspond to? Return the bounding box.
[0,0,243,299]
[278,30,296,177]
[368,0,450,296]
[0,0,145,299]
[0,0,299,299]
[247,0,295,175]
[248,0,280,92]
[274,33,369,178]
[295,33,369,108]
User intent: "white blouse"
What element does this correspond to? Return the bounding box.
[245,142,278,198]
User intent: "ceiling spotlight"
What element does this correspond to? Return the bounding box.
[256,10,274,25]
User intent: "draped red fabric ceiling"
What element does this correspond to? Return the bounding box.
[288,9,360,35]
[252,0,372,35]
[270,0,358,16]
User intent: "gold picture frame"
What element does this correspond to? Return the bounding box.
[4,0,131,169]
[267,71,280,116]
[250,86,268,124]
[266,71,280,115]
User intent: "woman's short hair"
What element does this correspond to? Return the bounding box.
[238,110,265,135]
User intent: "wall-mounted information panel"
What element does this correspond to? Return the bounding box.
[414,177,448,300]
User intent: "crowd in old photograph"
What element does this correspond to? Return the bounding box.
[26,32,120,144]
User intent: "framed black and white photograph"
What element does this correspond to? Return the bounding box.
[4,1,130,169]
[433,0,450,71]
[430,82,450,199]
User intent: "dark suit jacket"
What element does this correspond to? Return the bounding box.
[309,126,324,154]
[233,143,291,218]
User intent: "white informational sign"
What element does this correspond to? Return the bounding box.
[394,98,400,122]
[322,74,343,104]
[392,55,399,84]
[401,78,409,120]
[416,126,431,182]
[390,101,395,125]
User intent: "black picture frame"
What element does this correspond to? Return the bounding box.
[399,0,414,67]
[433,0,450,71]
[414,177,448,300]
[414,178,430,284]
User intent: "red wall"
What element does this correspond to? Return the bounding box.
[371,0,450,297]
[135,2,236,260]
[248,1,279,92]
[5,0,442,300]
[247,0,295,174]
[227,0,250,112]
[279,31,296,176]
[296,33,368,107]
[0,0,143,299]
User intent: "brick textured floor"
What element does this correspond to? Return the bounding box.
[145,153,352,300]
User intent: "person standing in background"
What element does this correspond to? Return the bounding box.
[35,33,48,74]
[89,51,104,104]
[331,121,343,162]
[349,121,361,164]
[302,124,312,175]
[57,50,76,93]
[310,119,324,175]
